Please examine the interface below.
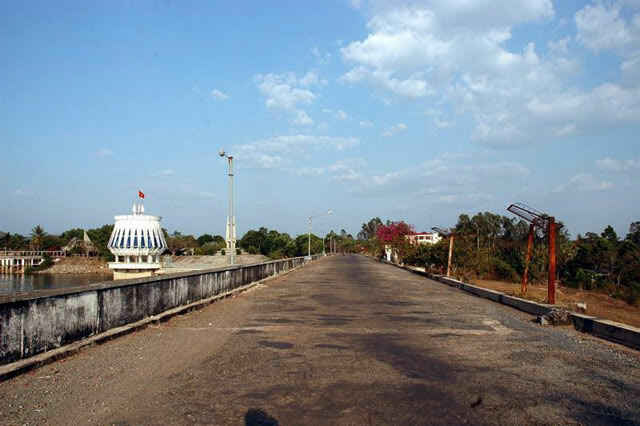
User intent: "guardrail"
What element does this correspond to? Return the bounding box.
[378,258,640,351]
[0,255,321,368]
[0,250,66,258]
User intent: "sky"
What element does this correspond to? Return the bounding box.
[1,0,639,239]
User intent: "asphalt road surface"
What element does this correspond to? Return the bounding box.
[1,255,639,425]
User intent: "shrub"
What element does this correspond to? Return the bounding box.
[491,258,519,282]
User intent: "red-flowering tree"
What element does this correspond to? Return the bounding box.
[376,221,415,262]
[376,221,414,243]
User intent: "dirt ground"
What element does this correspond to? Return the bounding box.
[37,257,109,274]
[471,278,640,328]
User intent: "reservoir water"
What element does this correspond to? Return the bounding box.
[0,273,113,296]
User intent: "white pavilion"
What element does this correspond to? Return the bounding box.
[107,201,167,280]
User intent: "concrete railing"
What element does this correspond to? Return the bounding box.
[379,259,640,351]
[0,256,319,366]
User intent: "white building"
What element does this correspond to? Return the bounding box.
[406,232,442,245]
[107,202,167,280]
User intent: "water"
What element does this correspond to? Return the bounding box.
[0,273,113,296]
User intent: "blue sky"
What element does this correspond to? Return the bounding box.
[2,0,639,239]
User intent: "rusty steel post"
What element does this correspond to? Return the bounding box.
[548,217,557,305]
[522,223,534,295]
[447,234,454,277]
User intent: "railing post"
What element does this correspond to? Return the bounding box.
[522,223,534,295]
[547,218,557,305]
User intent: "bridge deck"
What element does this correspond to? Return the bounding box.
[0,255,638,425]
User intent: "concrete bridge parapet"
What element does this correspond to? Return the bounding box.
[0,255,321,367]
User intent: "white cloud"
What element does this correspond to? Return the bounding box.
[328,158,366,182]
[311,47,332,65]
[382,123,407,137]
[254,72,325,126]
[553,173,613,193]
[548,37,570,55]
[575,3,639,52]
[426,108,455,128]
[293,110,314,126]
[596,156,640,171]
[323,108,349,120]
[359,120,374,127]
[291,167,326,176]
[339,1,640,146]
[210,89,229,100]
[575,1,640,83]
[329,152,530,205]
[235,134,360,169]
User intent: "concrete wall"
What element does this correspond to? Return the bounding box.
[0,256,313,366]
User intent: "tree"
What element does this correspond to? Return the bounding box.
[30,225,46,250]
[87,224,115,260]
[60,228,84,243]
[627,221,640,246]
[376,221,414,262]
[357,217,383,240]
[602,225,619,244]
[197,234,215,246]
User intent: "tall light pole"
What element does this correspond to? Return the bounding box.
[219,149,236,265]
[307,209,332,260]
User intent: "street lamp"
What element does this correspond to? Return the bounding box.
[307,209,332,260]
[219,149,236,265]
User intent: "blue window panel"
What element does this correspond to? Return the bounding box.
[141,230,146,248]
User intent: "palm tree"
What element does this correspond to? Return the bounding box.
[31,225,46,250]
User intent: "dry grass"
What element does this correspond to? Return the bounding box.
[471,278,640,328]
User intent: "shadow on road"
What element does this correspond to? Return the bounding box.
[245,408,279,426]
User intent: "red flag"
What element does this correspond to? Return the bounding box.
[138,190,145,199]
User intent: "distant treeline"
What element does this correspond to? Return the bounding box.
[356,214,640,305]
[1,225,359,261]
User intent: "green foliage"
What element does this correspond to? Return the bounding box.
[239,227,301,258]
[491,258,518,282]
[197,234,215,246]
[86,224,115,260]
[195,241,224,255]
[165,231,198,255]
[30,225,46,250]
[60,228,84,243]
[397,213,640,306]
[24,254,54,274]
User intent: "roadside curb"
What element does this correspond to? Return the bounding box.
[379,259,640,351]
[0,261,313,382]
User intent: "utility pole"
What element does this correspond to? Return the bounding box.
[307,216,312,260]
[548,217,557,304]
[307,210,332,260]
[219,150,236,265]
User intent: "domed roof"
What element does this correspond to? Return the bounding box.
[108,202,167,256]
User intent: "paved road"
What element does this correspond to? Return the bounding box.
[1,255,639,425]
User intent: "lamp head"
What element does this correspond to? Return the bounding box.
[218,149,226,158]
[327,209,333,215]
